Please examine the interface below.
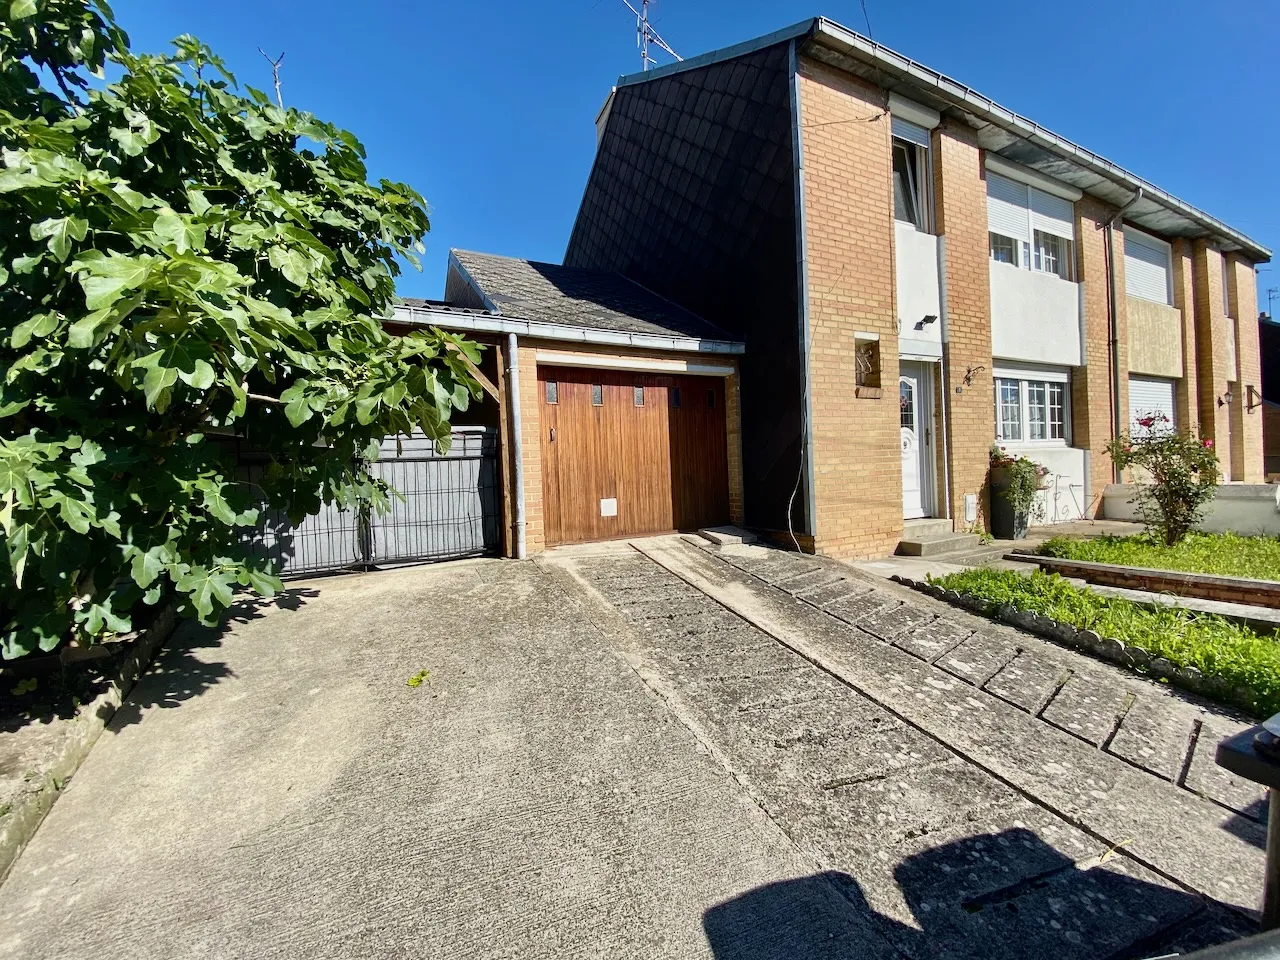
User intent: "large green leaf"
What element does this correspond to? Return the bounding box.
[31,216,88,262]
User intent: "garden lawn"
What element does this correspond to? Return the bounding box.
[1038,532,1280,582]
[929,567,1280,717]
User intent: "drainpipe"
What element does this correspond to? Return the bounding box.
[506,333,526,560]
[1104,188,1144,482]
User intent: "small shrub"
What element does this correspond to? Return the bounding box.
[989,444,1048,520]
[1107,414,1219,546]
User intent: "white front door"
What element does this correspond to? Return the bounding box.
[900,363,934,519]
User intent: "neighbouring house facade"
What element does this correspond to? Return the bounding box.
[411,16,1271,561]
[1262,314,1280,477]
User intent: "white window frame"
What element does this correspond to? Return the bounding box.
[993,368,1072,447]
[986,172,1076,281]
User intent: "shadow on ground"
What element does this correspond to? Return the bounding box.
[703,827,1255,960]
[107,588,317,731]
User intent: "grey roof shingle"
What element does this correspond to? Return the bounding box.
[450,249,733,343]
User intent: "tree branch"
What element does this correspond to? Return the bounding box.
[257,48,285,108]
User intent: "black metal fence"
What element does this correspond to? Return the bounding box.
[240,427,500,578]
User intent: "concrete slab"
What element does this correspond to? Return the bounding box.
[936,630,1020,686]
[983,650,1069,713]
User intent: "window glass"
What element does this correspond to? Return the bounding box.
[1027,382,1047,440]
[545,381,558,405]
[1034,231,1074,281]
[591,384,603,406]
[634,386,644,406]
[892,141,921,229]
[1047,382,1065,440]
[707,389,716,409]
[990,233,1018,265]
[671,387,681,408]
[996,379,1022,441]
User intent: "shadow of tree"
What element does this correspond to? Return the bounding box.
[107,588,317,732]
[703,827,1258,960]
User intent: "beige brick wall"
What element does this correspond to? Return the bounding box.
[1227,256,1264,481]
[1171,238,1200,436]
[512,340,745,554]
[1193,241,1235,476]
[795,57,901,560]
[933,121,993,530]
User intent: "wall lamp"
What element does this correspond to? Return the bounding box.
[1217,388,1235,409]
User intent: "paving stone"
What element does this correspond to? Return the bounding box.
[779,758,1024,862]
[983,650,1068,713]
[1107,695,1197,782]
[1040,670,1133,746]
[718,694,954,796]
[798,577,874,609]
[775,567,847,596]
[859,602,936,641]
[894,618,973,663]
[690,668,851,717]
[825,592,902,631]
[617,595,718,622]
[1185,719,1268,819]
[722,552,822,584]
[937,631,1021,687]
[654,641,808,684]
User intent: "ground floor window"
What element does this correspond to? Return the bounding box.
[994,369,1070,444]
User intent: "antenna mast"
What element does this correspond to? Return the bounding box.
[621,0,682,71]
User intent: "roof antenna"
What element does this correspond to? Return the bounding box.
[621,0,682,71]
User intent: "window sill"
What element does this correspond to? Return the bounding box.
[855,385,883,399]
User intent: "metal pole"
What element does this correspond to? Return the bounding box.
[506,333,527,560]
[1265,786,1280,930]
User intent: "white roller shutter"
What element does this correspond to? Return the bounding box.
[1129,376,1176,432]
[891,116,930,147]
[1030,187,1074,241]
[1124,228,1172,304]
[987,172,1029,243]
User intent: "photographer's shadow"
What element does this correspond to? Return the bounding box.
[703,827,1254,960]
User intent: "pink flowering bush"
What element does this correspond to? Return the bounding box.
[1107,413,1220,546]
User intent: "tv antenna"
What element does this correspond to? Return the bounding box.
[621,0,682,71]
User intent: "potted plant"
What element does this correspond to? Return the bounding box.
[988,444,1048,539]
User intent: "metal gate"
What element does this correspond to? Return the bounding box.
[242,427,500,578]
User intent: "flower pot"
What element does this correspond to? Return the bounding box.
[988,465,1029,540]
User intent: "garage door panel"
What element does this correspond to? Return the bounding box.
[539,366,729,545]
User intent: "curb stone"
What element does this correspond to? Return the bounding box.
[895,579,1259,715]
[0,604,177,885]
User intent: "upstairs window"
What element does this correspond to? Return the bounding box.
[987,171,1075,281]
[1122,226,1172,305]
[891,117,932,232]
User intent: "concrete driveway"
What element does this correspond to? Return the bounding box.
[0,537,1267,958]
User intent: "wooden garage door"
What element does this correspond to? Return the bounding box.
[539,366,730,545]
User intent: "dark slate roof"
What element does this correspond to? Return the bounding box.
[450,249,732,342]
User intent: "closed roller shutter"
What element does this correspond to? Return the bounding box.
[1129,376,1176,432]
[1124,228,1172,304]
[1030,188,1074,240]
[987,172,1029,242]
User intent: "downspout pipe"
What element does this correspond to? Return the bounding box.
[506,333,526,560]
[1104,188,1143,482]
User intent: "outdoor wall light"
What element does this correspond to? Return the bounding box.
[1218,389,1235,408]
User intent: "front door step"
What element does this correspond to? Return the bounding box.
[895,532,980,558]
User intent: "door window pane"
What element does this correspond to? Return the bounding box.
[996,379,1021,440]
[591,384,603,406]
[634,386,644,407]
[671,387,681,408]
[545,381,558,404]
[899,380,915,431]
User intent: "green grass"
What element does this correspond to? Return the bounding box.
[929,567,1280,717]
[1038,532,1280,582]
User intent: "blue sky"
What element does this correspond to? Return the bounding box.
[113,0,1279,308]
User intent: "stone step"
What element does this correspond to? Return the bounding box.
[895,532,981,558]
[697,525,757,546]
[901,517,953,539]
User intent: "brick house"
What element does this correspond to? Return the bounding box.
[421,16,1271,560]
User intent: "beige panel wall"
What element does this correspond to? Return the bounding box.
[1126,296,1184,378]
[795,57,901,560]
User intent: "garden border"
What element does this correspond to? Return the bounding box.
[1008,552,1280,610]
[889,574,1257,715]
[0,605,177,884]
